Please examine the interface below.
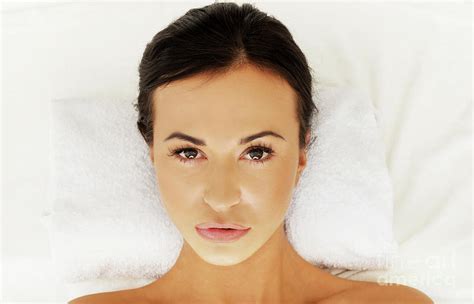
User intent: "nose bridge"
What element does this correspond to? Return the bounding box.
[203,157,241,211]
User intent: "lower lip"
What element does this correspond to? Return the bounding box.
[195,227,251,242]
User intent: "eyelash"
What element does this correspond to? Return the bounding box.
[167,142,275,166]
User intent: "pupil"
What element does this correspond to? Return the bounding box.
[184,149,197,159]
[250,149,263,159]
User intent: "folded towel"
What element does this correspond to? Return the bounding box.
[42,85,398,282]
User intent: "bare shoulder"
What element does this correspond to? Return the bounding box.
[318,281,434,304]
[68,288,147,304]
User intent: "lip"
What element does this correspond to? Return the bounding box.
[196,222,250,230]
[195,223,251,243]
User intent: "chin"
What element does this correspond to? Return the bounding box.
[193,243,257,266]
[184,228,268,266]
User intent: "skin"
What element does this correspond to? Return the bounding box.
[69,63,433,304]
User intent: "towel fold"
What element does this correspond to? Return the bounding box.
[43,85,398,282]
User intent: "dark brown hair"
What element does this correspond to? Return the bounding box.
[134,2,318,150]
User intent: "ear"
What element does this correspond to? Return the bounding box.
[149,144,154,164]
[295,130,311,187]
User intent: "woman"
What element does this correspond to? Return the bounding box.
[70,2,433,303]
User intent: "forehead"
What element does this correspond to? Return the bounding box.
[152,65,298,142]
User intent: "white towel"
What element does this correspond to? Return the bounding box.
[42,85,398,282]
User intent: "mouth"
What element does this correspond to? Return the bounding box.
[195,222,251,242]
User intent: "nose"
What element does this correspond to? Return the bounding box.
[203,159,241,212]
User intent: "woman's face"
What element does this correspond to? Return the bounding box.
[150,64,308,266]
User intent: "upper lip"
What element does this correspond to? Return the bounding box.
[196,222,250,230]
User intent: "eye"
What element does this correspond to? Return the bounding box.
[167,145,203,164]
[243,144,275,165]
[167,143,275,165]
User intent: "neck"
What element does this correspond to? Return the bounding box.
[146,222,322,303]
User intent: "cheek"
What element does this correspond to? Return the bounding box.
[244,156,298,225]
[154,160,200,226]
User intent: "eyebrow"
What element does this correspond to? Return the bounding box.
[164,130,286,146]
